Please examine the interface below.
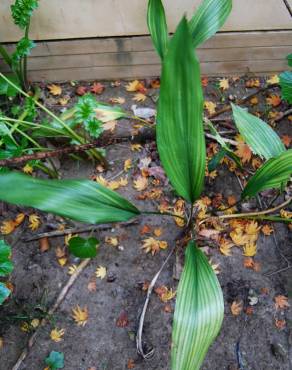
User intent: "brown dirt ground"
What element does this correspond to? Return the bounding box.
[0,77,291,370]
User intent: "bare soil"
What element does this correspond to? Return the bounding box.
[0,77,291,370]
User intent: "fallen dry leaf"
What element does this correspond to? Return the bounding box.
[131,144,142,152]
[39,237,50,252]
[261,224,273,235]
[230,300,243,316]
[116,311,129,327]
[91,82,104,94]
[281,135,292,147]
[204,101,217,115]
[133,92,147,102]
[274,295,290,310]
[105,236,119,247]
[275,319,286,330]
[28,214,40,231]
[103,120,117,132]
[242,242,257,257]
[50,328,65,342]
[142,237,168,255]
[47,84,62,96]
[266,95,281,107]
[110,97,125,104]
[22,163,33,174]
[235,143,252,163]
[267,75,279,85]
[219,78,229,90]
[133,176,148,191]
[76,85,87,96]
[67,264,78,275]
[87,278,97,292]
[245,79,260,88]
[72,305,89,326]
[95,265,107,279]
[0,220,16,234]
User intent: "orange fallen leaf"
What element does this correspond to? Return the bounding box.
[274,295,289,310]
[235,143,252,163]
[230,300,243,316]
[0,220,16,234]
[39,237,50,252]
[281,135,291,147]
[266,95,281,107]
[261,224,273,235]
[91,82,104,94]
[275,319,286,330]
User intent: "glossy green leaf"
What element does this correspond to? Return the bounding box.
[172,241,224,370]
[68,236,99,258]
[279,71,292,104]
[0,172,140,224]
[189,0,232,48]
[287,53,292,67]
[242,149,292,199]
[0,282,11,305]
[147,0,169,60]
[45,351,64,370]
[157,17,206,202]
[232,104,285,159]
[0,240,13,277]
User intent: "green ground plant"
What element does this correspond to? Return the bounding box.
[0,0,39,91]
[0,0,291,369]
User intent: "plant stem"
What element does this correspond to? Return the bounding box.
[142,210,185,220]
[23,22,30,91]
[0,44,12,67]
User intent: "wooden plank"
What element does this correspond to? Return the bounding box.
[1,45,290,74]
[27,59,288,82]
[1,0,292,43]
[2,31,292,59]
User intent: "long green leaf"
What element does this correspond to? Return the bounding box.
[157,17,206,202]
[172,241,224,370]
[232,104,286,160]
[279,71,292,104]
[0,172,140,224]
[242,149,292,199]
[287,53,292,67]
[189,0,232,48]
[147,0,169,60]
[0,282,11,305]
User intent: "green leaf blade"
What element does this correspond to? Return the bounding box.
[189,0,232,48]
[157,17,206,202]
[0,240,13,277]
[242,149,292,198]
[232,104,286,160]
[0,172,140,224]
[0,282,11,305]
[279,71,292,104]
[171,241,224,370]
[147,0,169,60]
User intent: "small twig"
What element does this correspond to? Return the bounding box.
[0,139,102,166]
[23,220,139,242]
[274,107,292,122]
[205,133,237,146]
[136,245,176,359]
[12,258,91,370]
[208,84,277,119]
[283,0,292,17]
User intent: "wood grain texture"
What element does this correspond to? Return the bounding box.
[1,0,292,42]
[1,31,291,81]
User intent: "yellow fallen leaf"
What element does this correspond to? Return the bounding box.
[22,163,33,174]
[68,264,78,275]
[105,236,119,247]
[142,237,168,255]
[95,175,108,187]
[133,93,147,102]
[267,74,279,85]
[153,228,162,237]
[204,101,216,115]
[243,242,257,257]
[58,257,67,267]
[125,80,140,92]
[124,159,132,171]
[119,176,128,187]
[58,96,70,106]
[14,213,25,226]
[131,144,142,152]
[0,220,16,234]
[28,214,40,231]
[245,221,261,235]
[72,305,89,326]
[47,84,62,96]
[133,176,148,191]
[50,328,65,342]
[219,78,229,90]
[230,229,249,246]
[95,265,107,279]
[108,180,120,190]
[219,239,233,256]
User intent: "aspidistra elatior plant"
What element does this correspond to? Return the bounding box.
[3,0,289,368]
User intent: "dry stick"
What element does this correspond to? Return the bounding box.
[199,197,292,226]
[12,258,91,370]
[23,219,139,242]
[0,139,101,166]
[136,245,176,359]
[208,84,277,119]
[274,107,292,122]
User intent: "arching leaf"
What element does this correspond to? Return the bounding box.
[232,104,285,160]
[172,241,224,370]
[0,172,140,224]
[157,17,206,202]
[242,150,292,198]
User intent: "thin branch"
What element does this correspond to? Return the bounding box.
[12,258,91,370]
[23,219,139,242]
